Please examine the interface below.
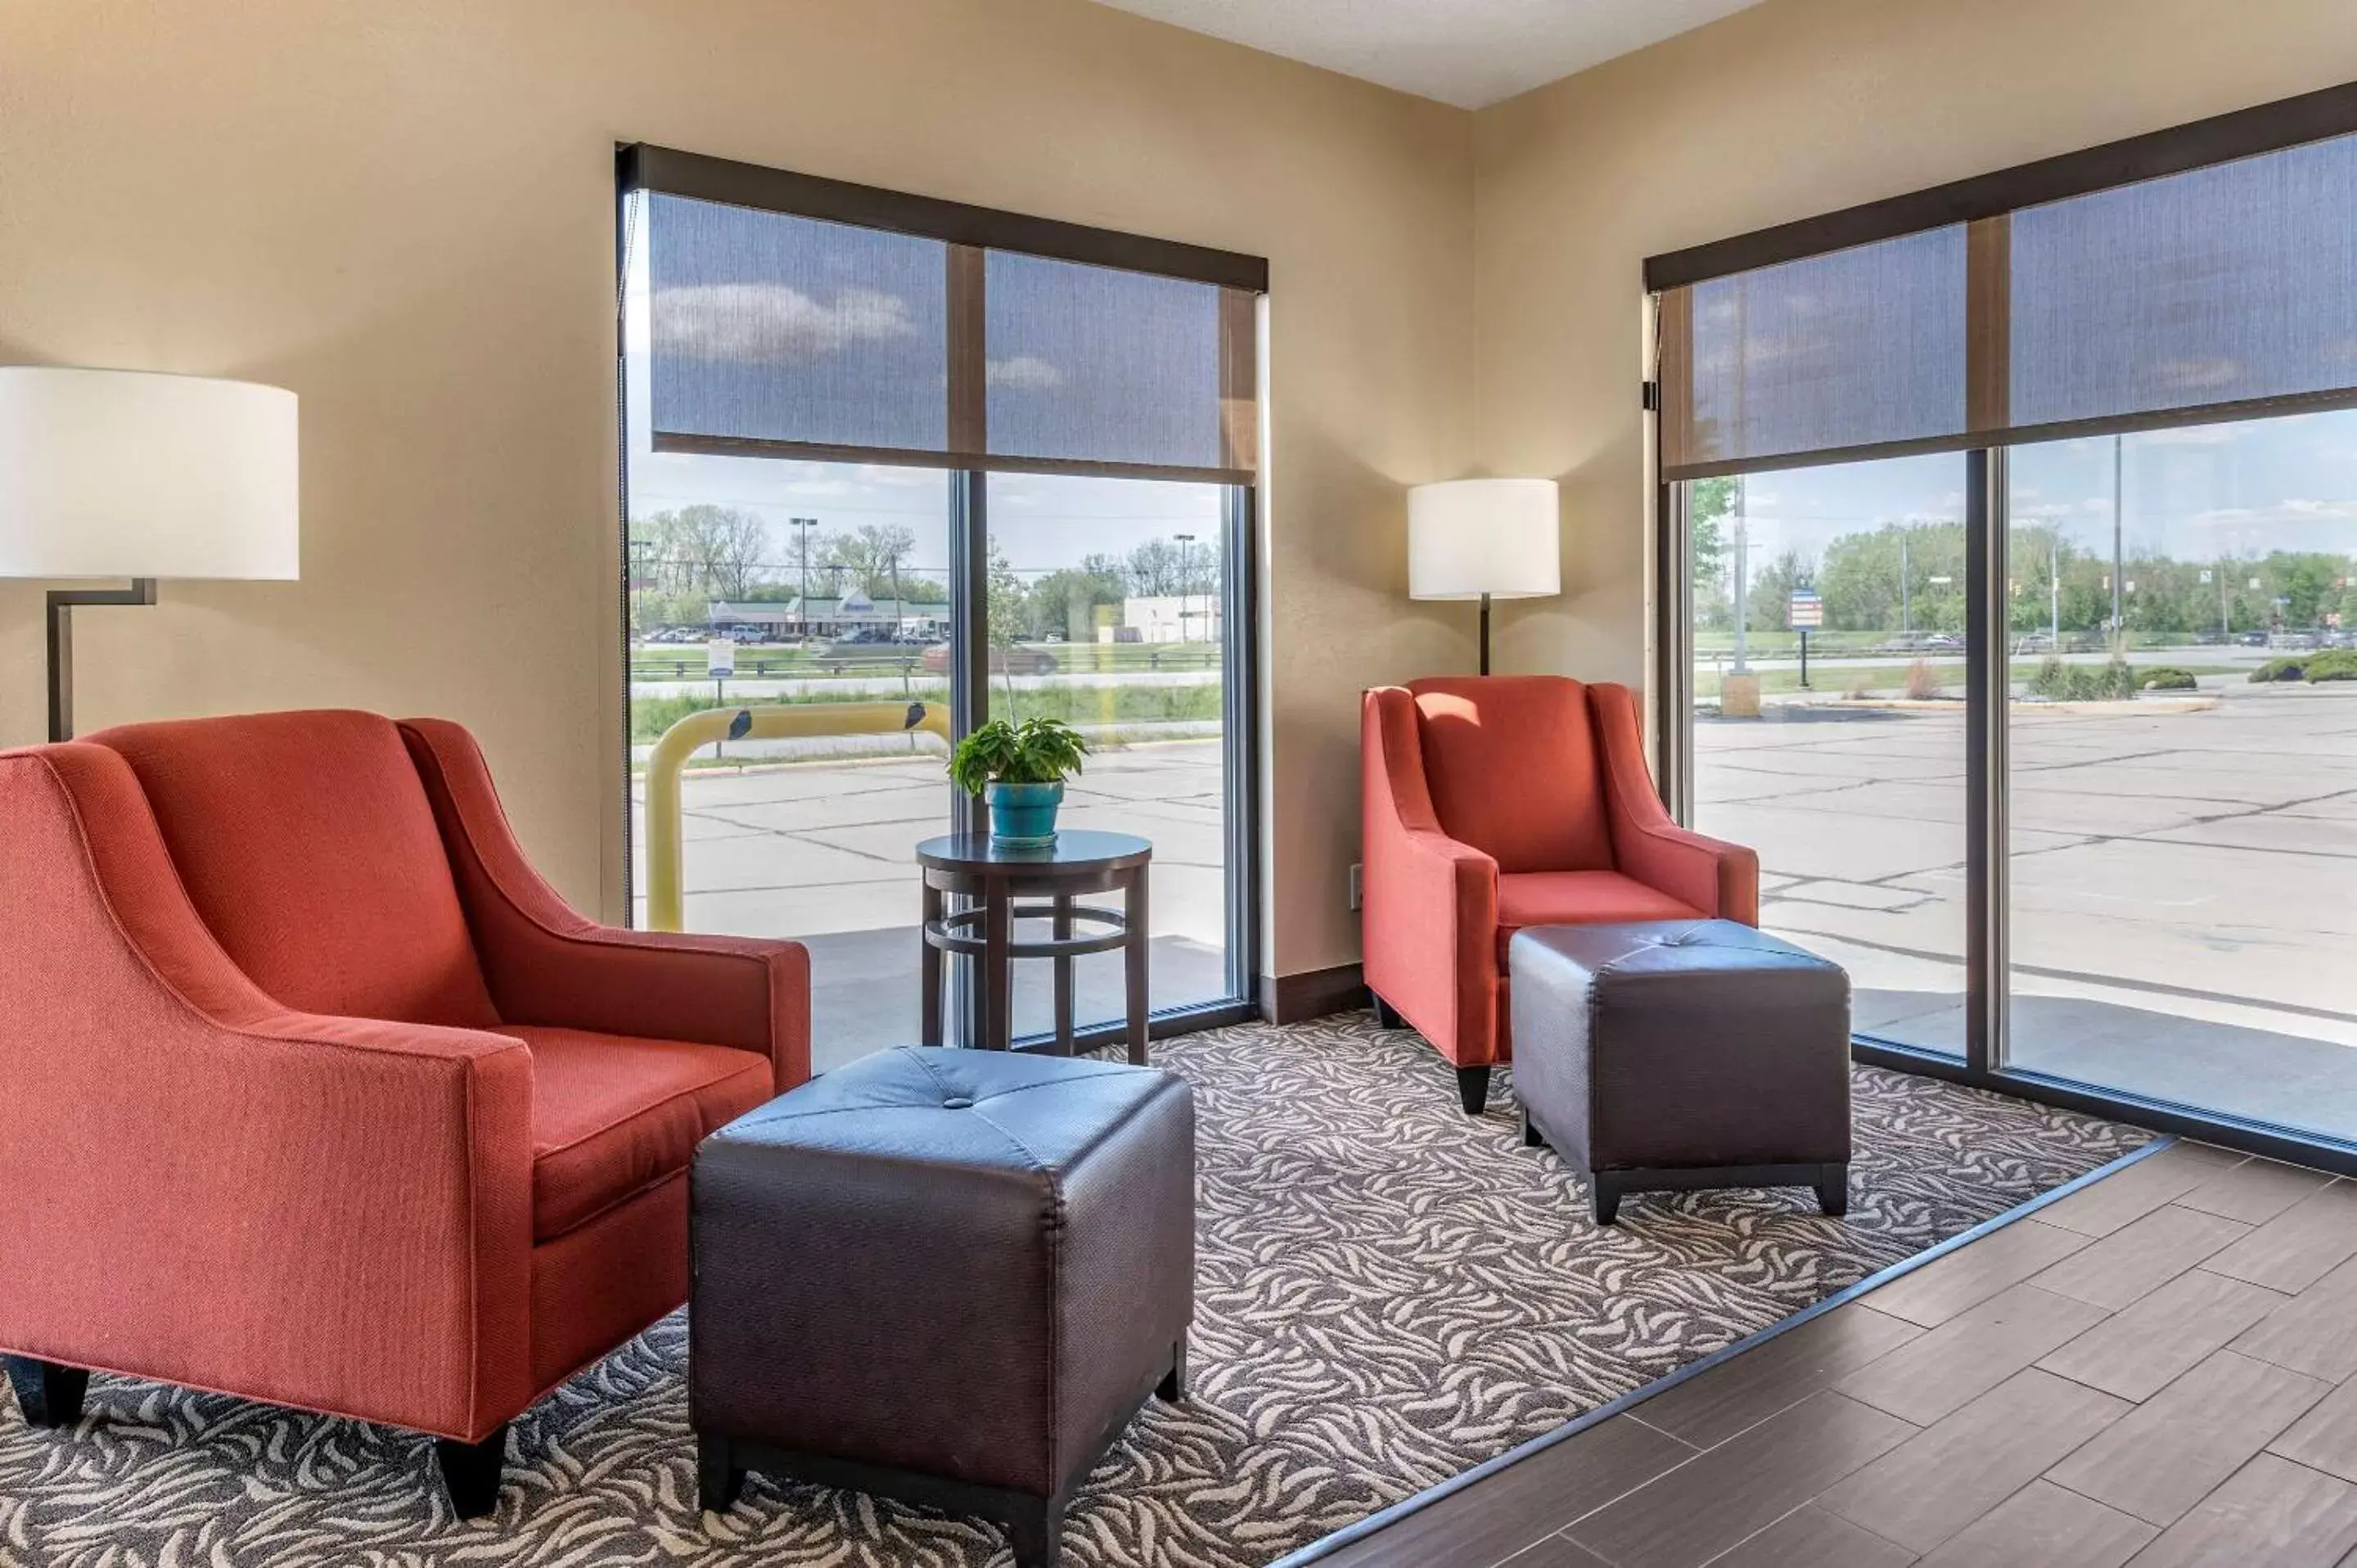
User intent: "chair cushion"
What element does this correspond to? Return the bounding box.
[519,1026,774,1242]
[1495,870,1705,963]
[1408,677,1613,874]
[88,710,499,1028]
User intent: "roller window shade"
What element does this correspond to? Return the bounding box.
[2009,131,2357,430]
[1662,227,1967,479]
[1654,110,2357,480]
[635,160,1263,483]
[648,194,949,456]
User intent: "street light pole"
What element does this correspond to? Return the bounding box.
[1731,475,1750,674]
[1173,532,1197,643]
[1901,527,1912,644]
[2111,436,2125,655]
[787,516,818,641]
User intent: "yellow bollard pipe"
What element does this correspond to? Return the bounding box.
[643,700,953,932]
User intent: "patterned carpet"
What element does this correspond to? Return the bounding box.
[0,1012,2147,1568]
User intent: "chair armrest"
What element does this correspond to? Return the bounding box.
[1589,683,1760,923]
[0,746,535,1442]
[400,719,810,1093]
[1360,688,1501,1062]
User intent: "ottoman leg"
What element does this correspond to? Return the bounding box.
[1009,1498,1066,1568]
[697,1432,745,1515]
[434,1424,508,1520]
[1371,994,1405,1030]
[1589,1172,1622,1227]
[1455,1066,1492,1116]
[1520,1108,1545,1150]
[1156,1336,1188,1404]
[1816,1163,1850,1218]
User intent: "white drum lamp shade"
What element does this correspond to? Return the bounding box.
[0,367,300,579]
[0,366,300,740]
[1407,477,1560,674]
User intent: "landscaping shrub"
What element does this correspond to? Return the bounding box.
[1904,659,1945,700]
[2247,650,2357,683]
[2249,657,2307,683]
[2138,667,2199,692]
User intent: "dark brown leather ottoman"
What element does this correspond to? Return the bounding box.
[1509,920,1851,1225]
[689,1046,1194,1568]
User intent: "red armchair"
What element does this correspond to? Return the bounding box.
[1361,677,1756,1112]
[0,710,809,1515]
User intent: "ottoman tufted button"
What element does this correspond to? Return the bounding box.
[941,1096,974,1110]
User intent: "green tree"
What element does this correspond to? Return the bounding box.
[1688,476,1736,629]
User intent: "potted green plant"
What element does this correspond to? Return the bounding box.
[949,716,1089,847]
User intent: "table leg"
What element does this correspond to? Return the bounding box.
[921,880,944,1048]
[1123,869,1149,1066]
[985,881,1013,1052]
[1053,894,1075,1057]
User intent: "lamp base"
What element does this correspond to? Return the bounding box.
[47,580,157,743]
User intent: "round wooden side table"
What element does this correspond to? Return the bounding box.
[916,830,1153,1061]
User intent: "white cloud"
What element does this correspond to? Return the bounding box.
[2135,423,2246,448]
[656,282,916,361]
[986,355,1066,390]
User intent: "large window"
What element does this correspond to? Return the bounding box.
[1654,83,2357,1164]
[619,147,1264,1070]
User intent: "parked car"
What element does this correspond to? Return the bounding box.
[2239,629,2272,647]
[922,643,1059,675]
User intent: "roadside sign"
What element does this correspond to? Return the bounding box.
[1787,589,1824,629]
[707,638,738,678]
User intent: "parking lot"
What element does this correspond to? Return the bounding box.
[1697,677,2357,1137]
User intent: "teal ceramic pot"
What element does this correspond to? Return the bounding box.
[985,780,1063,847]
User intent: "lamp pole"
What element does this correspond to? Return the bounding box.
[1731,475,1750,674]
[2111,436,2125,654]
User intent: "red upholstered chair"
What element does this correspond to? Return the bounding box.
[1360,677,1757,1113]
[0,710,808,1515]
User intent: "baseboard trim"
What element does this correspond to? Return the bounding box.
[1260,962,1368,1025]
[1266,1132,2179,1568]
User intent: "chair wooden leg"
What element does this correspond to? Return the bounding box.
[1590,1172,1623,1226]
[3,1357,88,1429]
[1521,1108,1546,1149]
[1816,1163,1850,1217]
[1371,994,1405,1030]
[435,1424,509,1520]
[698,1431,746,1514]
[1455,1065,1492,1115]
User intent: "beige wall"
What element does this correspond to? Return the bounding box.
[0,0,1478,978]
[1475,0,2357,693]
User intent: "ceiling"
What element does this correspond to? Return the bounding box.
[1084,0,1768,110]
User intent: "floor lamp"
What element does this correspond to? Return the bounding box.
[1408,478,1561,675]
[0,367,300,741]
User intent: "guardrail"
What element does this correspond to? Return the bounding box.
[642,700,953,933]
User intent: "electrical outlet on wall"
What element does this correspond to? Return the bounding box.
[1349,863,1363,910]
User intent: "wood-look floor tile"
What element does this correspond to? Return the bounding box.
[2039,1268,2288,1402]
[1636,1304,1923,1450]
[2229,1254,2357,1383]
[1914,1480,2155,1568]
[2175,1157,2334,1226]
[1856,1219,2091,1329]
[2122,1453,2357,1567]
[1311,1413,1692,1568]
[2267,1377,2357,1485]
[1818,1367,2129,1553]
[1835,1284,2110,1426]
[1496,1534,1614,1568]
[2029,1204,2251,1311]
[2046,1349,2331,1526]
[1706,1504,1916,1568]
[1566,1392,1915,1568]
[2202,1182,2357,1295]
[2035,1142,2247,1239]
